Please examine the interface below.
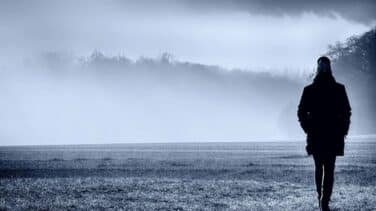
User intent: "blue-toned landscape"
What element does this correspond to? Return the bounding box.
[1,1,376,210]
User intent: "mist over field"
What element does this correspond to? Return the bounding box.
[1,28,376,145]
[0,0,375,145]
[0,52,304,145]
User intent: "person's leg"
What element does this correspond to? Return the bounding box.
[313,155,324,201]
[321,154,336,208]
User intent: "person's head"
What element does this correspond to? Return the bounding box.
[313,56,335,84]
[317,56,332,74]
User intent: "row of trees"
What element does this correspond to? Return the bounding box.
[24,27,376,137]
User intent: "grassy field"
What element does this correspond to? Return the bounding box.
[0,141,375,210]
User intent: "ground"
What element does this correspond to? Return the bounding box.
[0,141,375,210]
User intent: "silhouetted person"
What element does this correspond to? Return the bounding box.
[298,56,351,211]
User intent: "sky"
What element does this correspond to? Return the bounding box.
[0,0,375,72]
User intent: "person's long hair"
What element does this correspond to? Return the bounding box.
[313,70,336,85]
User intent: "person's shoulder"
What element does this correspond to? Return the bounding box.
[334,82,346,90]
[303,84,314,91]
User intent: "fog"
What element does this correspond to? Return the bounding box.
[0,1,375,145]
[0,52,305,145]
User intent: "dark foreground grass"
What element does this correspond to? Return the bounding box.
[1,176,375,210]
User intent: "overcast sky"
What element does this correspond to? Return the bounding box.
[0,0,375,72]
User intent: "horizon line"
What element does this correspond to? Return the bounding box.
[1,135,375,147]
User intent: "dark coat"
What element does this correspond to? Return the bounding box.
[298,74,351,156]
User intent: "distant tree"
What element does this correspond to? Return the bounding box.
[327,27,376,134]
[84,50,133,70]
[328,27,376,78]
